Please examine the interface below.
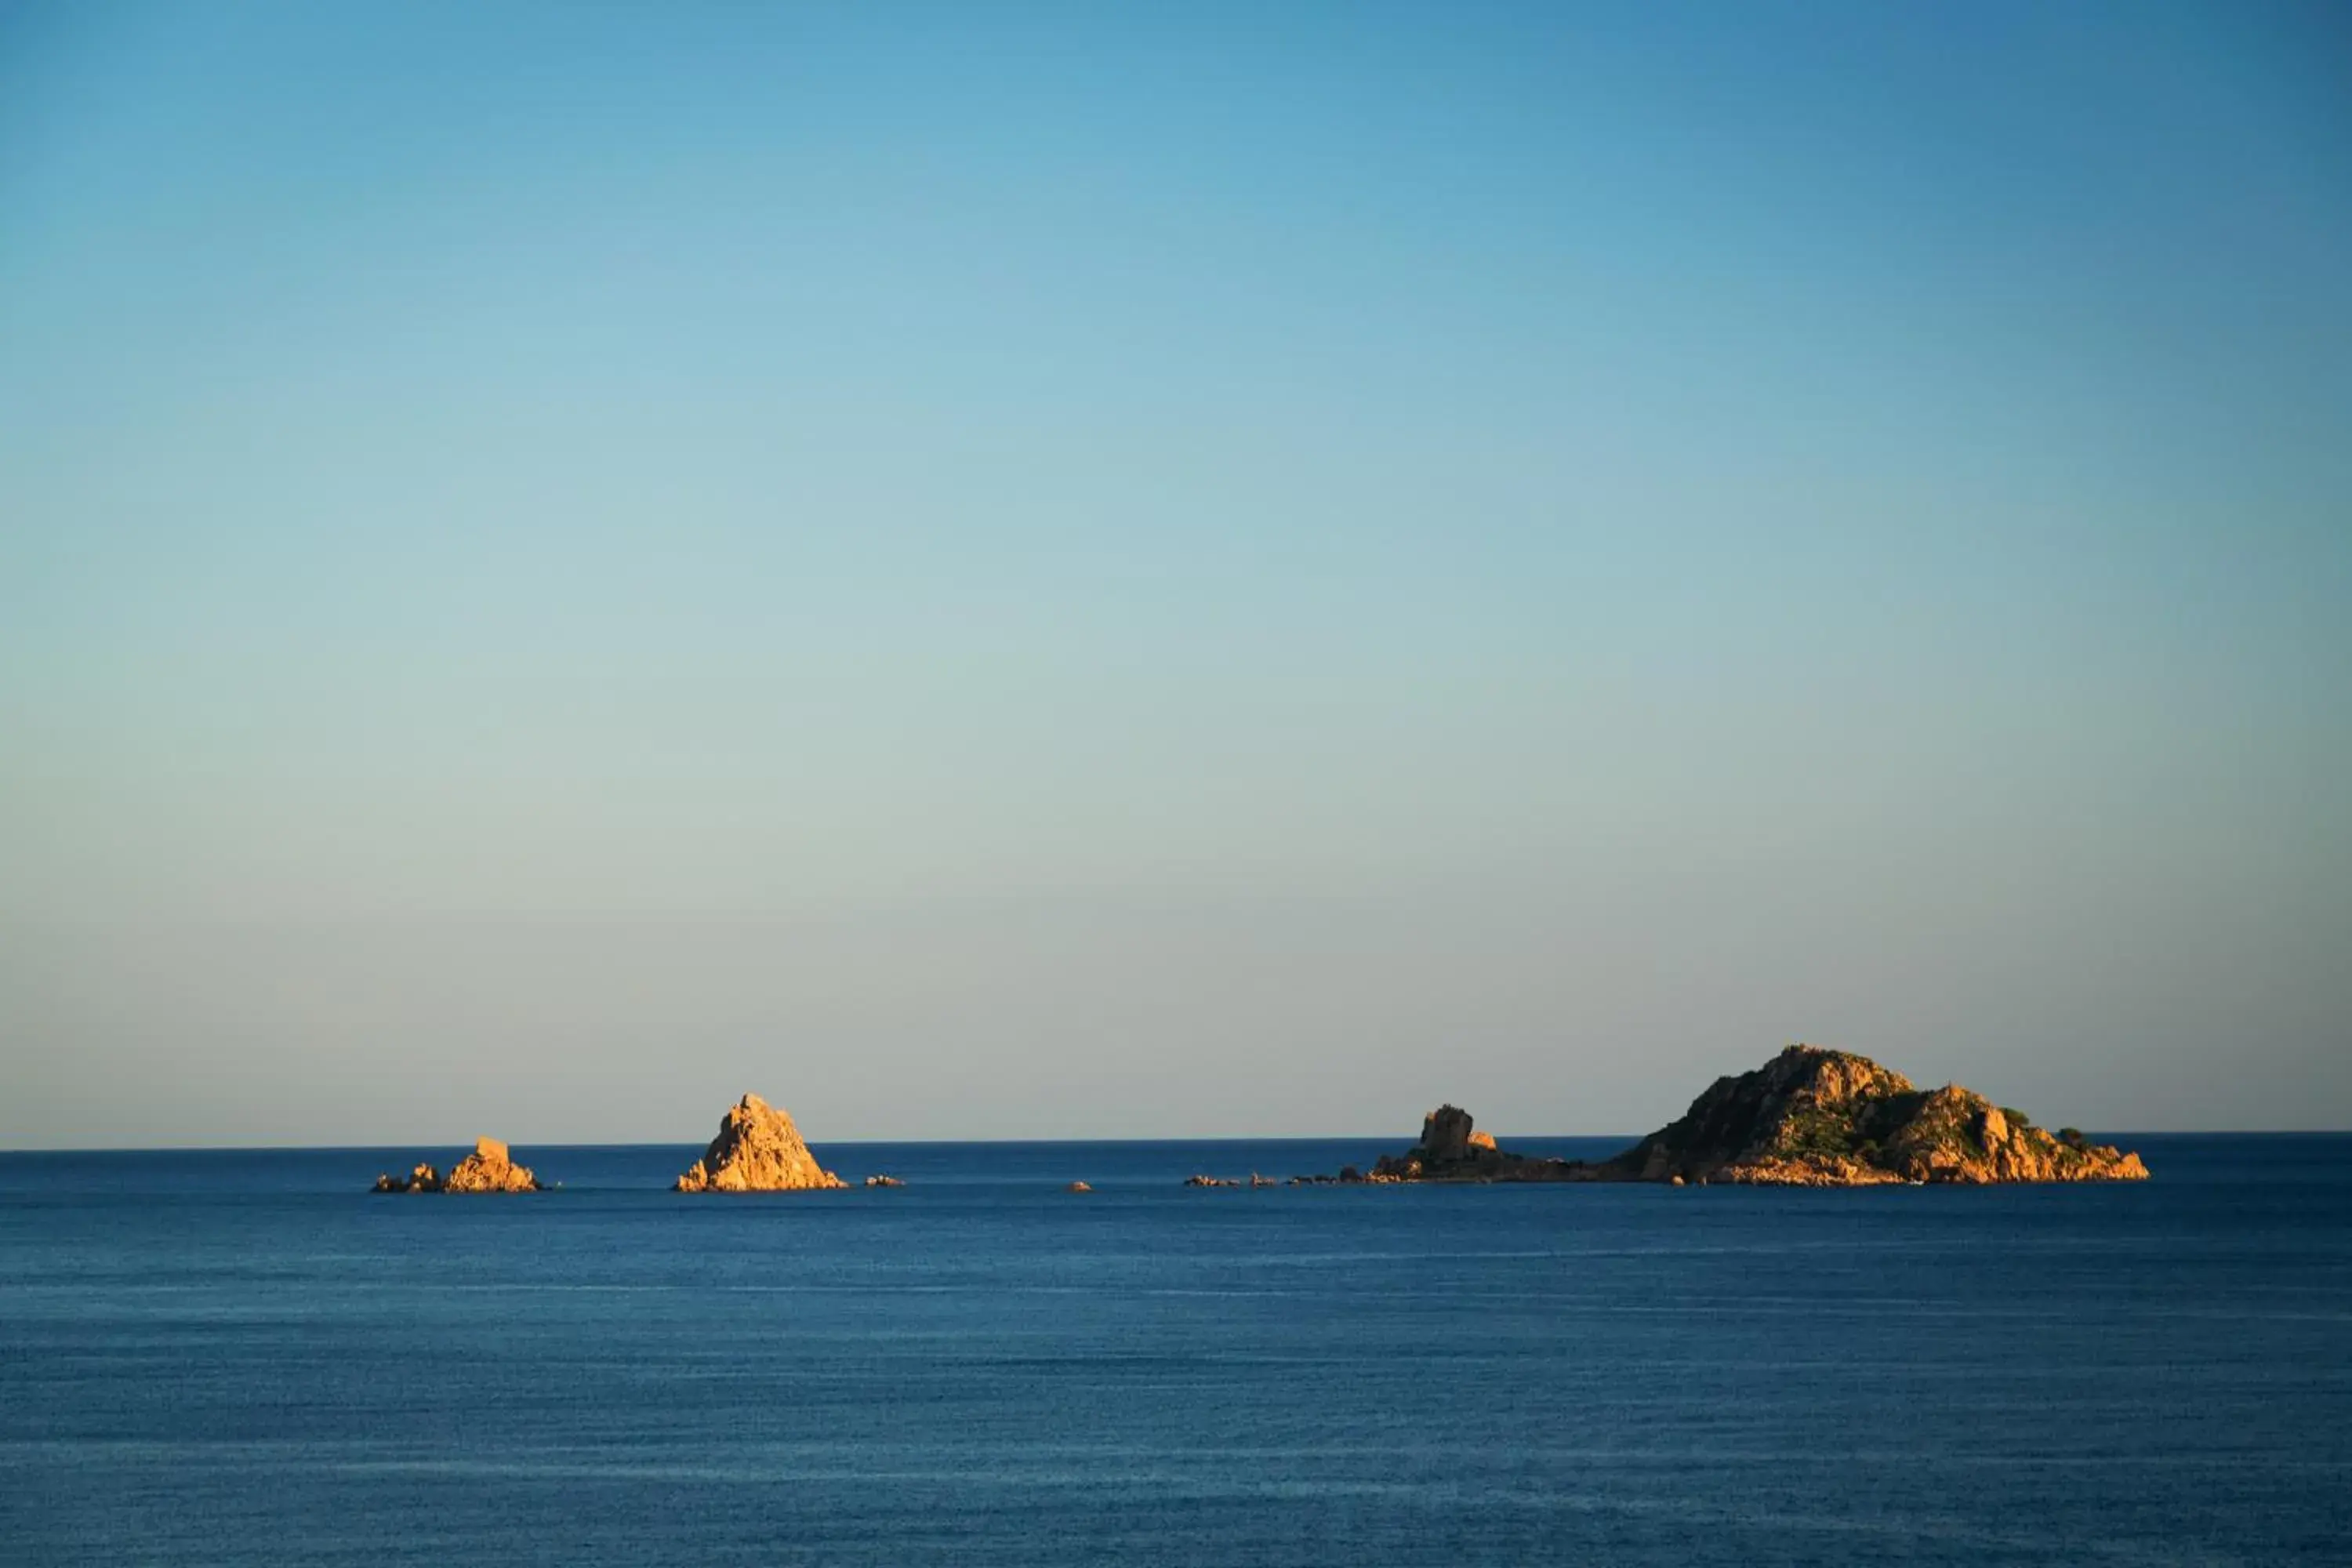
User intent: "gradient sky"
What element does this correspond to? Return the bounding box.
[3,2,2347,1148]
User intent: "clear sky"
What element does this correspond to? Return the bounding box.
[2,2,2347,1148]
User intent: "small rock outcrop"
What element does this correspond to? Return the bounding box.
[674,1094,847,1192]
[1065,1181,1094,1193]
[443,1138,542,1192]
[371,1139,539,1193]
[1602,1044,2151,1186]
[865,1174,904,1188]
[372,1162,442,1193]
[1364,1105,1584,1183]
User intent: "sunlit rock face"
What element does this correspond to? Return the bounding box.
[372,1138,540,1193]
[674,1094,847,1192]
[441,1138,541,1192]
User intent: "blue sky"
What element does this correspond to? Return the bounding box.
[2,2,2347,1145]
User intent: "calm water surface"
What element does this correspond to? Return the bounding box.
[2,1134,2347,1566]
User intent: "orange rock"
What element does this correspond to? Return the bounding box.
[371,1139,539,1193]
[674,1094,847,1192]
[442,1137,540,1193]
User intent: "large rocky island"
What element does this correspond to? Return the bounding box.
[1332,1044,2149,1187]
[674,1093,847,1192]
[372,1137,543,1193]
[1604,1044,2150,1185]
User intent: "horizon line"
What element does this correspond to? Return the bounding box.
[1,1128,2338,1157]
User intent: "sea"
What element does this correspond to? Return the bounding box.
[2,1134,2346,1566]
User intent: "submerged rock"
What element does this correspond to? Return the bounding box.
[674,1094,847,1192]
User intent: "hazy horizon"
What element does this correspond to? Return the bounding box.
[5,2,2349,1149]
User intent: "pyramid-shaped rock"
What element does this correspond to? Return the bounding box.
[675,1094,846,1192]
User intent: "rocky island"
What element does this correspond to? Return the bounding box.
[1315,1044,2149,1187]
[674,1093,847,1192]
[372,1137,542,1193]
[1357,1104,1587,1183]
[1604,1044,2150,1185]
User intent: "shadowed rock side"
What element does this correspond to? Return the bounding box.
[674,1094,847,1192]
[1607,1044,2151,1186]
[372,1138,541,1193]
[1330,1046,2149,1187]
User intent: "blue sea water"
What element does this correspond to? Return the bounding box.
[2,1134,2347,1566]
